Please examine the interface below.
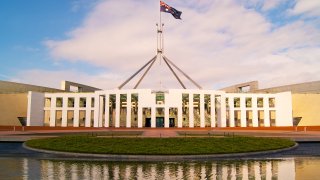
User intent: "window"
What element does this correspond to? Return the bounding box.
[45,98,51,107]
[56,97,63,107]
[257,98,264,108]
[246,97,252,108]
[91,97,95,107]
[234,97,240,108]
[80,97,86,107]
[269,98,275,108]
[68,98,74,107]
[156,93,165,104]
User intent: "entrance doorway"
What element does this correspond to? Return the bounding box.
[169,118,175,127]
[156,117,164,127]
[145,118,151,127]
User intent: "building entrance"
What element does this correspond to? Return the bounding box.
[156,117,164,127]
[169,118,175,127]
[145,118,151,127]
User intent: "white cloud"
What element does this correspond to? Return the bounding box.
[39,0,320,90]
[289,0,320,17]
[11,69,122,90]
[262,0,284,11]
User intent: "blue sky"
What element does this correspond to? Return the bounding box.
[1,0,320,90]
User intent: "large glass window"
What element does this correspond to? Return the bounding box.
[79,110,86,127]
[109,94,116,127]
[246,110,252,127]
[257,98,264,108]
[67,110,74,126]
[234,97,240,108]
[45,98,51,107]
[120,94,127,127]
[91,97,95,107]
[68,98,74,108]
[91,110,94,127]
[204,94,211,127]
[193,94,200,127]
[269,98,275,108]
[143,107,151,127]
[169,107,178,127]
[270,110,276,126]
[55,110,62,126]
[182,94,189,127]
[246,97,252,108]
[131,94,138,127]
[258,110,264,127]
[56,97,63,107]
[234,110,241,127]
[80,97,86,108]
[156,93,165,105]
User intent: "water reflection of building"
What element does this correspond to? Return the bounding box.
[19,158,296,179]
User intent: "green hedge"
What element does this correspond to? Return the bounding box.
[26,136,295,155]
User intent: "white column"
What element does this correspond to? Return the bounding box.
[126,93,131,128]
[264,97,270,127]
[105,94,109,127]
[278,159,295,180]
[93,95,100,127]
[219,94,227,127]
[97,95,103,127]
[254,162,261,180]
[165,107,169,128]
[240,96,247,127]
[61,97,68,127]
[252,96,258,127]
[222,166,228,180]
[200,93,205,128]
[74,97,79,127]
[177,165,183,179]
[125,166,132,180]
[50,97,56,127]
[71,164,78,180]
[85,97,91,127]
[266,161,272,180]
[151,107,156,128]
[211,164,217,180]
[242,164,249,180]
[189,94,194,128]
[229,97,235,127]
[115,94,120,128]
[211,94,216,127]
[231,164,236,180]
[200,165,206,179]
[137,165,143,180]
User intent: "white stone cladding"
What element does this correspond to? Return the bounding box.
[27,89,293,127]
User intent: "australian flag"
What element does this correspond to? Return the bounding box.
[160,1,182,19]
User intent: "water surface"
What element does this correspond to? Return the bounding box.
[1,157,320,179]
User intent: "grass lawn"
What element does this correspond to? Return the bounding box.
[25,136,295,155]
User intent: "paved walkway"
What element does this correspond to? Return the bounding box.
[142,129,177,137]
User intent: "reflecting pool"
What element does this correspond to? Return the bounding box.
[1,157,320,179]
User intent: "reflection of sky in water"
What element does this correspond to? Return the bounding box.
[1,157,320,179]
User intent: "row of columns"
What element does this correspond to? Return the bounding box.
[96,93,227,128]
[226,96,274,127]
[46,95,95,127]
[45,94,277,128]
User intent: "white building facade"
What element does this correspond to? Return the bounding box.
[27,89,293,128]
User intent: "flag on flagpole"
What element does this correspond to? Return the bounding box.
[160,1,182,19]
